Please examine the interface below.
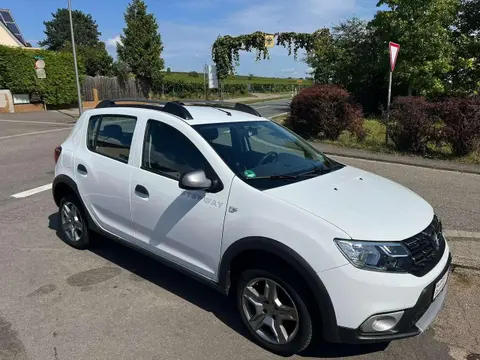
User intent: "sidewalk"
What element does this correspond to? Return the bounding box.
[314,142,480,175]
[449,237,480,270]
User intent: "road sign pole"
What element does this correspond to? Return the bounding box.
[68,0,83,116]
[386,69,393,146]
[203,63,207,100]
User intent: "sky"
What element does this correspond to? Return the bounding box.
[6,0,381,78]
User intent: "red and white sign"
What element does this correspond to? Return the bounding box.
[389,42,400,72]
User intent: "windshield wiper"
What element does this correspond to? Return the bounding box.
[298,164,344,177]
[244,174,299,180]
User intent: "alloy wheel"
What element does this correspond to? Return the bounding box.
[241,277,300,345]
[60,201,83,243]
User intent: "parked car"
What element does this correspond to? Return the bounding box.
[52,99,451,356]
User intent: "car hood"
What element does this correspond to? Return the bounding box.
[264,165,434,241]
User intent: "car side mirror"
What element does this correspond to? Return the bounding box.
[179,170,212,191]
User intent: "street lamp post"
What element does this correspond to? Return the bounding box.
[68,0,83,116]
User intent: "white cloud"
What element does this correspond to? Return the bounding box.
[106,35,122,48]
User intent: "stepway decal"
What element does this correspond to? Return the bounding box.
[180,191,224,209]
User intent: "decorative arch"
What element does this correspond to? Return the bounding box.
[211,30,330,80]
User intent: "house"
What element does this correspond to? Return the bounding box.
[0,9,30,47]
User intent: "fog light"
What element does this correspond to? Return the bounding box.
[360,311,404,333]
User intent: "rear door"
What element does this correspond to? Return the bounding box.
[74,112,139,241]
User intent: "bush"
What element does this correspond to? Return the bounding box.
[439,96,480,156]
[387,96,439,153]
[0,45,85,106]
[287,84,364,140]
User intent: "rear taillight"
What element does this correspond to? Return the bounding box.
[54,146,62,164]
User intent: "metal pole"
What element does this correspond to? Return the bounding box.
[68,0,83,116]
[204,63,207,100]
[386,70,393,146]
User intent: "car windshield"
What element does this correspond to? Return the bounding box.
[193,120,344,189]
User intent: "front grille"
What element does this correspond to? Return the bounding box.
[402,215,446,277]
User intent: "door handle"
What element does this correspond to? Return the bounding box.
[135,184,149,198]
[77,164,88,175]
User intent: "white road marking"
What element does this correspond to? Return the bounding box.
[0,119,73,126]
[0,127,72,140]
[11,184,52,199]
[270,112,289,118]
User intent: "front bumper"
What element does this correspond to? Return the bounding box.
[336,251,452,344]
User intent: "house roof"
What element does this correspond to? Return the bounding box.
[0,9,29,47]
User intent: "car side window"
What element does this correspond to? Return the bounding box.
[142,119,209,180]
[87,114,137,163]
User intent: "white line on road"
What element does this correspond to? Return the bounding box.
[11,184,52,199]
[0,127,73,141]
[0,119,74,126]
[270,112,289,119]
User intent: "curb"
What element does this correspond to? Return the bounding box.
[324,151,480,176]
[445,230,480,239]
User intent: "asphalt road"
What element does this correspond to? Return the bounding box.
[0,108,479,360]
[251,98,291,118]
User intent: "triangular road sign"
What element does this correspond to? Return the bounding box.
[389,42,400,72]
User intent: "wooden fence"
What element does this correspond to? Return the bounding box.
[82,76,144,101]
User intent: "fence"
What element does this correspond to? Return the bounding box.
[82,76,144,101]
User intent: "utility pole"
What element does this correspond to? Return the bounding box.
[68,0,83,116]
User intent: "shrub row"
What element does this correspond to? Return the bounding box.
[286,84,365,141]
[285,85,480,157]
[0,45,85,106]
[388,96,480,156]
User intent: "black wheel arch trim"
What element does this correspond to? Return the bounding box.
[52,175,100,232]
[218,236,340,342]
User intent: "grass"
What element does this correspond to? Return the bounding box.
[272,116,480,165]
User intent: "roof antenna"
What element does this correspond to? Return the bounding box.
[215,108,232,116]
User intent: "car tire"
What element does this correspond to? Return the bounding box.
[58,194,90,249]
[236,266,313,356]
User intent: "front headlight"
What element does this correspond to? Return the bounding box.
[334,239,412,273]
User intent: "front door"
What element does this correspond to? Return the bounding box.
[130,118,232,280]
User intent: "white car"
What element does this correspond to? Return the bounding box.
[52,99,451,356]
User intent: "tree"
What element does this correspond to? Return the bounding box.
[166,67,172,73]
[448,0,480,94]
[369,0,459,95]
[306,21,384,114]
[117,0,165,96]
[39,8,113,76]
[39,8,100,50]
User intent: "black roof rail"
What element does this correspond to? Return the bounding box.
[95,98,167,108]
[94,98,261,120]
[173,100,262,117]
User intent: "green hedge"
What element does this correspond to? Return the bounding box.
[0,45,84,106]
[161,79,248,98]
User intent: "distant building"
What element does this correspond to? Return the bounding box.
[0,9,31,47]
